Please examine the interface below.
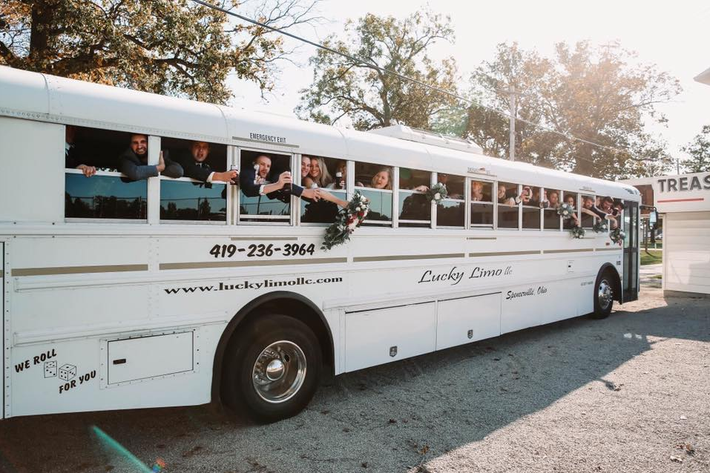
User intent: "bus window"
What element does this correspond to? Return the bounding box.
[398,168,431,227]
[65,125,125,173]
[160,138,228,222]
[562,191,578,229]
[470,180,493,227]
[580,194,597,229]
[522,185,541,230]
[64,126,149,220]
[497,182,519,229]
[301,156,345,224]
[239,150,291,222]
[437,174,465,228]
[355,162,392,225]
[544,188,561,230]
[65,175,147,220]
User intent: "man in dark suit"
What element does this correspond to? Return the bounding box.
[65,125,96,177]
[239,154,321,203]
[118,134,183,181]
[179,141,237,184]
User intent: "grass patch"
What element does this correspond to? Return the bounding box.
[641,249,662,266]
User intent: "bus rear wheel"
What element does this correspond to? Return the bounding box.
[591,270,615,319]
[222,314,321,423]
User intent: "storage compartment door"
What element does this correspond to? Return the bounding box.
[345,302,436,372]
[107,332,194,385]
[436,293,501,350]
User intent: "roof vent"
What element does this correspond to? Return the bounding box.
[368,124,483,154]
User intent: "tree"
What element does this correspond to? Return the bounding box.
[682,125,710,173]
[464,42,681,179]
[296,11,458,131]
[0,0,320,103]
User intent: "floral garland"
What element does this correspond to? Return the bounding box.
[557,202,575,220]
[321,191,370,251]
[593,220,609,233]
[609,227,626,244]
[570,225,585,239]
[426,183,448,203]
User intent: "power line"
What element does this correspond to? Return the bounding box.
[190,0,635,162]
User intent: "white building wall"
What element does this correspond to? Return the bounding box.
[664,211,710,295]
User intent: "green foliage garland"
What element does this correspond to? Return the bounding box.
[426,183,448,203]
[593,220,609,233]
[321,192,370,251]
[557,203,575,220]
[570,226,585,239]
[609,228,626,244]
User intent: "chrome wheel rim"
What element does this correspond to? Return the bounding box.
[252,341,307,404]
[598,279,613,310]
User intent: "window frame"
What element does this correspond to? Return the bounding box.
[236,146,294,226]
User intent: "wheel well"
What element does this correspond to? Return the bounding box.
[211,291,334,403]
[599,263,622,303]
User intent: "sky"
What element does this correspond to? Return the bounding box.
[226,0,710,163]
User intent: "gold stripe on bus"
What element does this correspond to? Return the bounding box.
[466,237,498,240]
[12,264,149,277]
[160,257,347,271]
[0,270,4,278]
[229,237,299,241]
[542,249,595,254]
[469,250,541,257]
[353,253,465,263]
[595,247,622,251]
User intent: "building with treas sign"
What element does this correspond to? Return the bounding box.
[626,172,710,296]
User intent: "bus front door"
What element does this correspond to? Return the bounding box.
[623,202,639,302]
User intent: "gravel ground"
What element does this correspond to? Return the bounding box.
[1,280,708,473]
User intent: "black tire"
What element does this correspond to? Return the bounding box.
[222,314,321,423]
[591,269,615,319]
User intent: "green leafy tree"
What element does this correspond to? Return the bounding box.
[682,125,710,173]
[464,42,680,179]
[296,11,459,131]
[0,0,320,103]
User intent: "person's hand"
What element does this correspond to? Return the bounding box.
[302,188,321,201]
[157,152,166,173]
[214,170,238,183]
[413,185,429,192]
[277,171,292,189]
[77,164,96,178]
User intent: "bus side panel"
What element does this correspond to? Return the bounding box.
[0,118,64,224]
[1,241,5,420]
[344,302,437,372]
[9,325,222,417]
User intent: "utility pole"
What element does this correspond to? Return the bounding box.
[509,85,516,162]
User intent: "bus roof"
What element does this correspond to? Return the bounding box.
[0,66,639,201]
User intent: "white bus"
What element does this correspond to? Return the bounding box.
[0,66,640,423]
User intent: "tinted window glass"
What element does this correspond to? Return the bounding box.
[161,180,227,222]
[471,202,494,226]
[438,200,465,227]
[65,174,146,219]
[360,189,392,223]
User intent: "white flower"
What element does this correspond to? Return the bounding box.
[563,210,569,216]
[434,193,441,201]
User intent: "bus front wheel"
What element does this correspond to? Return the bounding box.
[591,270,615,319]
[222,314,321,423]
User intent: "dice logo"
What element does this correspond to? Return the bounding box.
[58,363,77,381]
[44,361,57,378]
